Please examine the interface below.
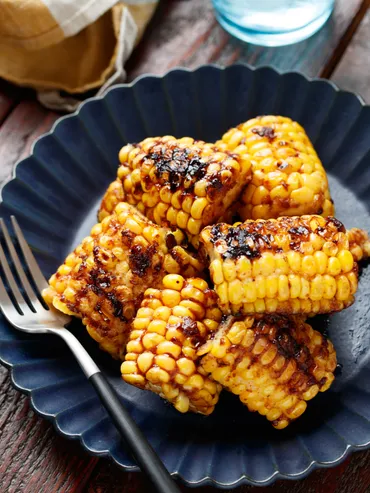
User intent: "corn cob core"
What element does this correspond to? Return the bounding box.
[99,136,252,248]
[199,314,337,429]
[347,228,370,262]
[121,274,223,415]
[200,215,358,315]
[216,116,334,220]
[43,203,204,359]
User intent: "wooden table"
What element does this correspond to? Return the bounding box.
[1,1,370,491]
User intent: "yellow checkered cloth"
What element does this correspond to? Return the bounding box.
[0,0,158,110]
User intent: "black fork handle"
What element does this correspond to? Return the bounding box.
[90,372,181,493]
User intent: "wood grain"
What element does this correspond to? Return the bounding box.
[0,1,370,492]
[0,366,98,493]
[126,0,364,81]
[331,8,370,103]
[0,101,58,184]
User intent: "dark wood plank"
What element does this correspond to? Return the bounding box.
[0,366,98,493]
[0,100,58,184]
[331,8,370,103]
[126,0,364,82]
[1,2,370,492]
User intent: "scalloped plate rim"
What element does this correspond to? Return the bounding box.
[0,63,369,489]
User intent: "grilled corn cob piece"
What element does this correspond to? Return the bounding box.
[43,203,204,359]
[199,314,337,429]
[98,136,252,247]
[200,215,358,315]
[99,179,125,220]
[121,274,223,415]
[347,228,370,262]
[216,116,334,220]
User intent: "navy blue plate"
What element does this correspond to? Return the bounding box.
[1,64,370,489]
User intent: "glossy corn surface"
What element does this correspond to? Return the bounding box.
[217,116,334,220]
[99,136,252,247]
[200,215,358,315]
[121,274,223,415]
[199,314,337,429]
[347,227,370,262]
[43,203,204,359]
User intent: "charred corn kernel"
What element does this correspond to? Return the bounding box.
[217,116,334,220]
[43,203,204,360]
[99,137,252,247]
[199,314,336,429]
[121,275,222,415]
[347,228,370,262]
[199,215,358,316]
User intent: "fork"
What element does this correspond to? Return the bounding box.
[0,216,181,493]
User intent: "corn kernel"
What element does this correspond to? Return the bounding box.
[155,341,181,360]
[121,361,138,374]
[146,367,170,383]
[223,258,237,282]
[123,374,146,386]
[177,358,196,376]
[147,320,167,336]
[336,275,350,301]
[142,333,165,349]
[161,289,181,308]
[162,274,185,291]
[155,354,176,372]
[174,394,190,413]
[153,306,172,322]
[137,352,154,373]
[287,251,301,272]
[302,255,316,276]
[236,257,252,279]
[327,257,341,276]
[337,250,354,273]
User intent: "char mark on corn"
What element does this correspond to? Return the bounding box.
[198,314,337,429]
[99,136,252,247]
[43,203,204,359]
[121,274,223,415]
[216,116,334,220]
[347,227,370,262]
[200,215,358,316]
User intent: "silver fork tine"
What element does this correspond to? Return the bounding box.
[0,275,21,322]
[10,216,49,293]
[0,243,30,314]
[0,219,44,311]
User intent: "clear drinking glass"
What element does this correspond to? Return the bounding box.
[212,0,335,47]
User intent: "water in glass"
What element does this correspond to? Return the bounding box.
[212,0,335,46]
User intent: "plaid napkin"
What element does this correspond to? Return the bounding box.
[0,0,158,110]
